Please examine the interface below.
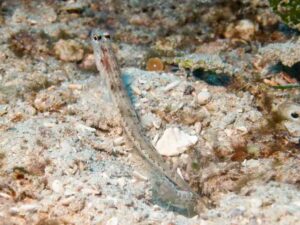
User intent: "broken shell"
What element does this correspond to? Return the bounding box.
[51,180,64,193]
[277,102,300,123]
[283,121,300,137]
[155,127,198,156]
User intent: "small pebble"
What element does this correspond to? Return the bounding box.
[141,112,161,129]
[0,105,8,116]
[113,136,125,146]
[234,19,257,41]
[54,39,84,62]
[183,85,195,95]
[197,90,212,105]
[225,19,257,41]
[51,180,64,193]
[283,121,300,137]
[163,80,180,92]
[156,127,198,156]
[80,54,96,70]
[106,217,119,225]
[194,122,202,134]
[247,145,260,157]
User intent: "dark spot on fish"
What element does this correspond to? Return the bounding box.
[101,47,112,73]
[110,83,115,91]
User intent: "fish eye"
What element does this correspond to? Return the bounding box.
[93,35,102,41]
[103,33,110,39]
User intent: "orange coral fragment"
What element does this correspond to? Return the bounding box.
[146,57,164,71]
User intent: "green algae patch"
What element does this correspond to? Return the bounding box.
[269,0,300,30]
[164,53,237,75]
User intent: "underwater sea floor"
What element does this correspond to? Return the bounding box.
[0,1,300,224]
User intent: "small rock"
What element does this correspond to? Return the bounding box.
[242,159,260,168]
[225,19,257,41]
[75,123,96,133]
[34,88,75,112]
[10,204,39,215]
[54,39,84,62]
[129,13,151,26]
[141,112,162,129]
[51,180,64,193]
[0,105,8,116]
[247,145,260,157]
[183,85,195,95]
[234,19,257,41]
[80,54,96,71]
[197,90,212,105]
[283,121,300,137]
[156,127,198,156]
[163,80,180,92]
[246,110,262,122]
[68,197,85,212]
[19,204,40,213]
[113,136,125,146]
[218,112,237,129]
[194,122,202,134]
[61,2,87,13]
[12,4,57,25]
[106,217,119,225]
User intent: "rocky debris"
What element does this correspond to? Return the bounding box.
[51,179,64,193]
[8,30,50,57]
[80,53,97,71]
[197,90,212,105]
[54,39,84,62]
[156,127,198,156]
[283,121,300,137]
[166,52,237,75]
[163,80,180,92]
[141,112,162,129]
[0,0,299,224]
[207,182,300,224]
[0,104,8,116]
[224,19,257,41]
[258,40,300,68]
[11,3,57,25]
[33,87,76,112]
[60,2,88,13]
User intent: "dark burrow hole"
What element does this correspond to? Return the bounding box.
[192,68,231,86]
[278,23,300,36]
[291,112,299,119]
[269,61,300,82]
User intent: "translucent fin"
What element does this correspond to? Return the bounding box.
[99,76,113,102]
[150,173,199,217]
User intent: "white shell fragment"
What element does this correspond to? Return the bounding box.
[163,80,180,92]
[277,102,300,123]
[51,180,64,193]
[283,121,300,137]
[155,127,198,156]
[277,102,300,136]
[197,90,212,105]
